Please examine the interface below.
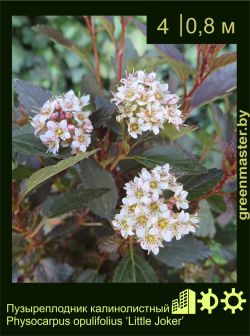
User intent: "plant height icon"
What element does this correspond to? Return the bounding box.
[172,289,196,314]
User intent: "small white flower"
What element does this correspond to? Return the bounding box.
[40,100,55,118]
[112,71,185,139]
[61,90,80,111]
[31,90,93,155]
[112,214,134,239]
[140,228,163,255]
[134,211,151,238]
[46,120,71,141]
[71,128,91,153]
[40,133,59,155]
[174,185,189,210]
[73,111,87,126]
[112,164,199,255]
[127,117,142,139]
[79,94,90,108]
[31,115,46,134]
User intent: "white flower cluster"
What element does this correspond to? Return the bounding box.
[112,71,183,138]
[31,90,93,155]
[112,164,199,255]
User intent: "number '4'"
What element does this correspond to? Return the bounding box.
[157,18,169,34]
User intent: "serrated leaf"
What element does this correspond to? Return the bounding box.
[130,145,205,175]
[223,192,236,215]
[13,79,51,114]
[122,38,138,75]
[113,253,158,283]
[112,38,138,76]
[196,129,215,148]
[132,18,185,62]
[191,62,236,109]
[163,54,197,81]
[44,221,79,243]
[78,159,117,219]
[161,123,197,141]
[195,200,216,238]
[12,166,35,181]
[179,168,224,200]
[12,233,28,257]
[34,258,73,283]
[126,57,166,73]
[12,125,34,136]
[209,103,235,142]
[97,16,114,41]
[97,235,121,255]
[129,146,223,200]
[21,149,98,199]
[155,235,211,269]
[80,74,102,104]
[199,44,225,58]
[33,25,93,72]
[13,133,56,157]
[90,96,116,128]
[42,188,109,218]
[131,18,195,81]
[208,53,236,72]
[207,195,227,213]
[106,116,121,135]
[75,269,104,283]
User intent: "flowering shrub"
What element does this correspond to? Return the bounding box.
[31,90,93,154]
[112,71,183,138]
[12,16,237,283]
[113,164,198,255]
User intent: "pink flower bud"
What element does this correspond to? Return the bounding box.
[51,112,58,120]
[68,124,75,131]
[65,112,72,119]
[55,102,62,112]
[60,112,65,119]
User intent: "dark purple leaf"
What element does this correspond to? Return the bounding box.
[13,79,51,114]
[103,16,114,24]
[131,18,186,63]
[155,235,211,269]
[191,62,236,108]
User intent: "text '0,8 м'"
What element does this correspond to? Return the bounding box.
[157,16,235,37]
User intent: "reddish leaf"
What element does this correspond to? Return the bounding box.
[208,53,237,72]
[191,62,236,108]
[199,44,226,58]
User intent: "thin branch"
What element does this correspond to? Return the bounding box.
[117,16,127,82]
[84,16,102,88]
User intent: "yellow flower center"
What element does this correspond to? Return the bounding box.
[42,106,52,115]
[48,140,56,146]
[150,202,159,212]
[150,181,158,189]
[156,92,163,99]
[128,204,137,213]
[146,234,157,244]
[55,127,63,136]
[77,113,84,120]
[126,89,134,98]
[137,215,147,226]
[78,135,85,143]
[158,218,169,230]
[135,190,143,198]
[131,123,139,131]
[121,220,128,228]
